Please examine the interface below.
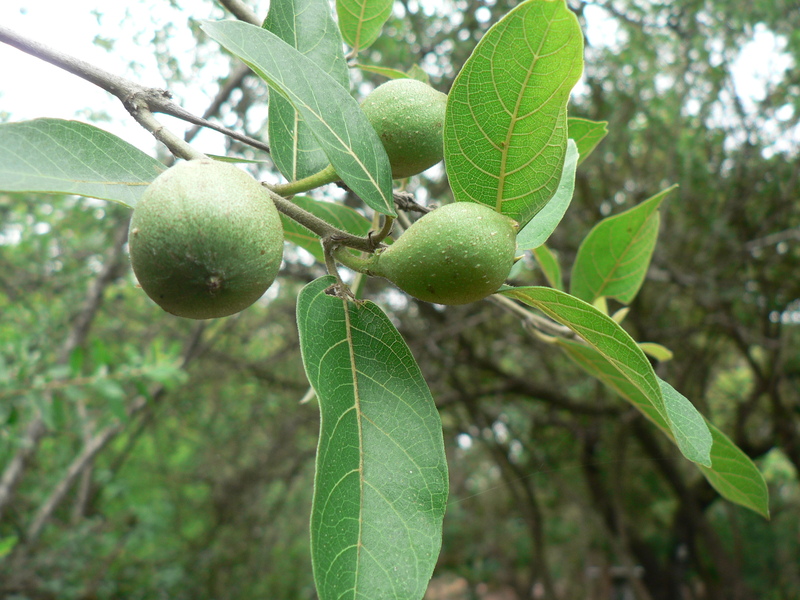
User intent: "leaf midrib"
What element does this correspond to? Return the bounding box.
[343,299,366,594]
[495,12,556,211]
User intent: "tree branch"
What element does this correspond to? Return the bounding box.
[0,25,269,157]
[217,0,261,25]
[265,186,382,253]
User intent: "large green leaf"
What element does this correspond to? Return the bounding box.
[558,339,769,518]
[336,0,393,55]
[501,286,712,466]
[0,119,164,208]
[570,185,677,304]
[264,0,350,181]
[202,20,395,216]
[297,276,448,600]
[444,0,583,227]
[516,139,579,250]
[281,197,372,262]
[568,117,608,165]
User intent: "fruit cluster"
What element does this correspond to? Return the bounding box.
[129,81,518,318]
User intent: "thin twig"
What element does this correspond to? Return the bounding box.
[490,294,579,340]
[217,0,261,25]
[265,186,382,253]
[393,190,431,213]
[0,25,269,157]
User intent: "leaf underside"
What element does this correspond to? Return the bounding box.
[264,0,350,181]
[297,276,448,600]
[202,20,396,216]
[558,338,769,518]
[0,118,164,208]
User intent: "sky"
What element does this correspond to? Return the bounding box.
[0,0,797,159]
[0,0,265,156]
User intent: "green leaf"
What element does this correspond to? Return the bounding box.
[502,286,668,425]
[568,117,608,165]
[281,197,373,262]
[201,20,395,216]
[638,342,673,362]
[699,422,770,519]
[516,139,579,250]
[570,185,678,304]
[500,285,712,467]
[532,245,563,290]
[558,339,768,517]
[336,0,393,55]
[297,276,448,600]
[264,0,350,180]
[0,119,165,208]
[658,379,712,467]
[444,0,583,227]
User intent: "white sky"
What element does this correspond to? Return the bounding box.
[0,0,268,156]
[0,1,797,158]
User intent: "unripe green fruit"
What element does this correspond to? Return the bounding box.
[361,78,447,179]
[369,202,518,305]
[128,159,284,320]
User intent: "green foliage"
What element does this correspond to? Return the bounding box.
[2,0,797,598]
[336,0,393,55]
[502,286,714,467]
[263,0,350,181]
[443,0,584,226]
[0,119,165,207]
[567,117,608,166]
[201,19,396,216]
[570,185,677,304]
[515,140,579,251]
[297,276,447,600]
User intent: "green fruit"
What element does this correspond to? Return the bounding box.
[369,202,518,305]
[361,78,447,179]
[128,159,284,319]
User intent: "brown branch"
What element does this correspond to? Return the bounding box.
[217,0,261,25]
[184,63,253,144]
[0,25,269,158]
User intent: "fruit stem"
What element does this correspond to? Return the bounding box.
[270,164,339,197]
[331,246,380,275]
[372,215,395,244]
[264,186,379,253]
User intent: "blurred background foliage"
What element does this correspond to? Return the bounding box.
[1,0,799,599]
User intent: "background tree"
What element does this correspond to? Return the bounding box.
[1,1,798,599]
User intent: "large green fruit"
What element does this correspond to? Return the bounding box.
[128,159,284,319]
[361,78,447,179]
[369,202,518,305]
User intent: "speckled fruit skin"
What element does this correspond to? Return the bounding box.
[361,79,447,179]
[370,202,518,305]
[128,159,284,320]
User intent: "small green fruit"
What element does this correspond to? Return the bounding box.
[370,202,518,305]
[361,78,447,179]
[128,159,284,319]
